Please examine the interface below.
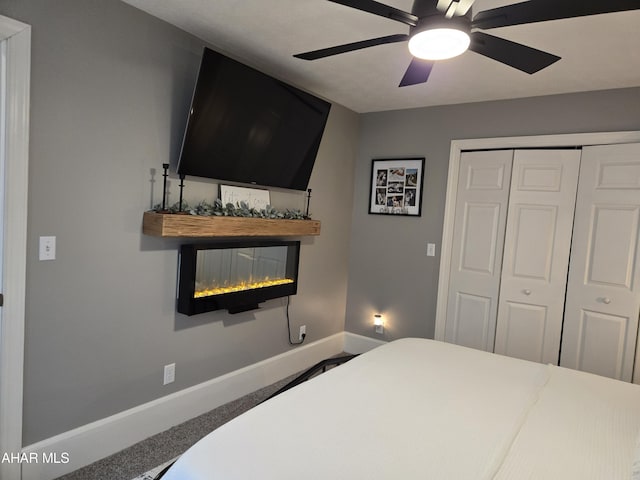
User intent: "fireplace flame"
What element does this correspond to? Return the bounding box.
[194,278,294,298]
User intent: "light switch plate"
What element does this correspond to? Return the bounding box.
[427,243,436,257]
[39,236,56,261]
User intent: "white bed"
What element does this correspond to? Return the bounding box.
[161,338,640,479]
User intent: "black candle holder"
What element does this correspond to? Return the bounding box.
[161,163,170,211]
[305,188,312,218]
[179,174,186,212]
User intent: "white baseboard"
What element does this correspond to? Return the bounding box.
[343,331,388,354]
[20,332,345,480]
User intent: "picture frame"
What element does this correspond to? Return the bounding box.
[369,157,425,216]
[220,185,271,210]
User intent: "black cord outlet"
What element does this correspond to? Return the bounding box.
[286,296,305,345]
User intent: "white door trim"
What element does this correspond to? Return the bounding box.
[435,131,640,342]
[0,14,30,480]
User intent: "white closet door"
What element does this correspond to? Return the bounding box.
[493,150,580,364]
[560,143,640,382]
[444,150,513,351]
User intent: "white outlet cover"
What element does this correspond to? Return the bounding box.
[163,363,176,385]
[39,236,56,261]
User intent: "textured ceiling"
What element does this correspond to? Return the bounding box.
[121,0,640,113]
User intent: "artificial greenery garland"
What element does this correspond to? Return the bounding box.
[153,199,310,220]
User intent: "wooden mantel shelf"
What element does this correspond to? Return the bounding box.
[142,211,321,238]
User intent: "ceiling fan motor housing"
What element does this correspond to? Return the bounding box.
[408,14,472,60]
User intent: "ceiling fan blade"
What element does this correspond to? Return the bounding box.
[294,34,409,60]
[454,0,476,16]
[473,0,640,30]
[327,0,418,27]
[436,0,453,13]
[444,2,458,18]
[438,0,475,16]
[399,57,435,87]
[469,31,560,74]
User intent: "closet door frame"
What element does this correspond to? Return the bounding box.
[435,131,640,347]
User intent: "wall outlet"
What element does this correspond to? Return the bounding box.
[299,325,306,341]
[163,363,175,385]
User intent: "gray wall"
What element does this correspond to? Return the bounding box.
[0,0,358,445]
[345,87,640,341]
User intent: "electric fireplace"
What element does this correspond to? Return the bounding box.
[177,241,300,315]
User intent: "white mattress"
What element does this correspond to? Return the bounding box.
[162,338,640,480]
[494,365,640,479]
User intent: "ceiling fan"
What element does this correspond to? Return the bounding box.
[294,0,640,87]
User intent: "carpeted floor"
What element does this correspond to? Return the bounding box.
[54,373,298,480]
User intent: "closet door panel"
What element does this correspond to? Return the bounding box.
[587,206,639,287]
[575,310,630,380]
[560,143,640,382]
[459,203,502,274]
[450,293,493,349]
[444,150,513,351]
[499,302,547,360]
[494,150,581,364]
[510,205,557,281]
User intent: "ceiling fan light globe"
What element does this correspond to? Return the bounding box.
[408,28,470,60]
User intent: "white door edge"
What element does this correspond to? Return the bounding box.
[0,14,30,480]
[435,131,640,342]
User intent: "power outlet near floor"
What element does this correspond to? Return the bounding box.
[299,325,306,341]
[163,363,176,385]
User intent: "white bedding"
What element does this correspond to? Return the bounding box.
[494,365,640,479]
[162,338,640,480]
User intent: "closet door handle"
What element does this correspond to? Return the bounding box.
[602,297,612,304]
[523,289,532,296]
